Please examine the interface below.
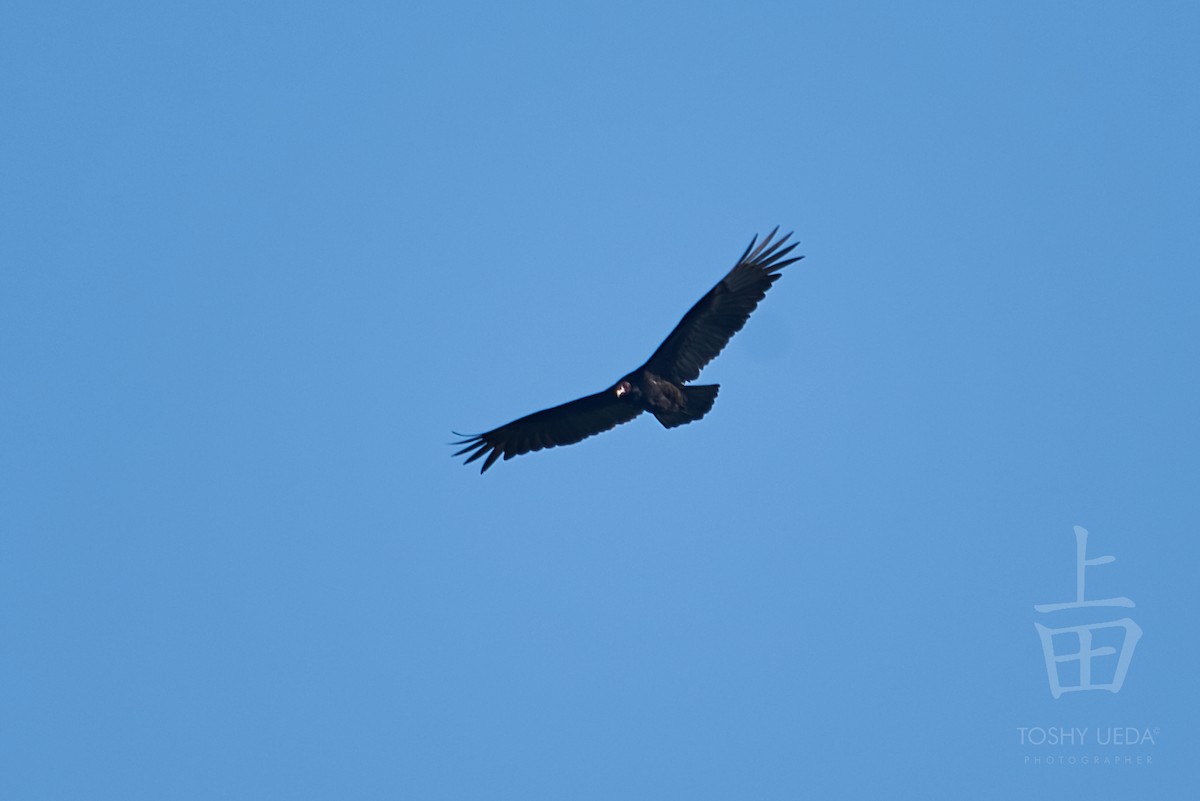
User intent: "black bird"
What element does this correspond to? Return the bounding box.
[453,228,803,472]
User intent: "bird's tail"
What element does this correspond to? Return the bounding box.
[653,384,720,429]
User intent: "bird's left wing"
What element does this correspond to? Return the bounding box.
[452,389,643,473]
[641,228,802,384]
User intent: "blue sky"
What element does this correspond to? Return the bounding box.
[3,2,1198,798]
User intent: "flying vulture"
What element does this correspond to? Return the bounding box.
[453,228,803,472]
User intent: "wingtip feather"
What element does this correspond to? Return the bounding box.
[481,447,503,472]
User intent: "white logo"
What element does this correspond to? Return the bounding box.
[1033,526,1142,698]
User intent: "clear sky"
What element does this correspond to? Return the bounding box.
[3,2,1198,798]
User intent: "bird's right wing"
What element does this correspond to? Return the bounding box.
[641,228,802,384]
[452,389,643,473]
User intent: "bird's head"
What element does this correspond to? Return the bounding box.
[614,380,635,399]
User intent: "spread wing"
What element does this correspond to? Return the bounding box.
[641,228,802,384]
[452,390,643,473]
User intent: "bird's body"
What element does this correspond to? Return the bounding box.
[453,228,802,472]
[614,370,718,429]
